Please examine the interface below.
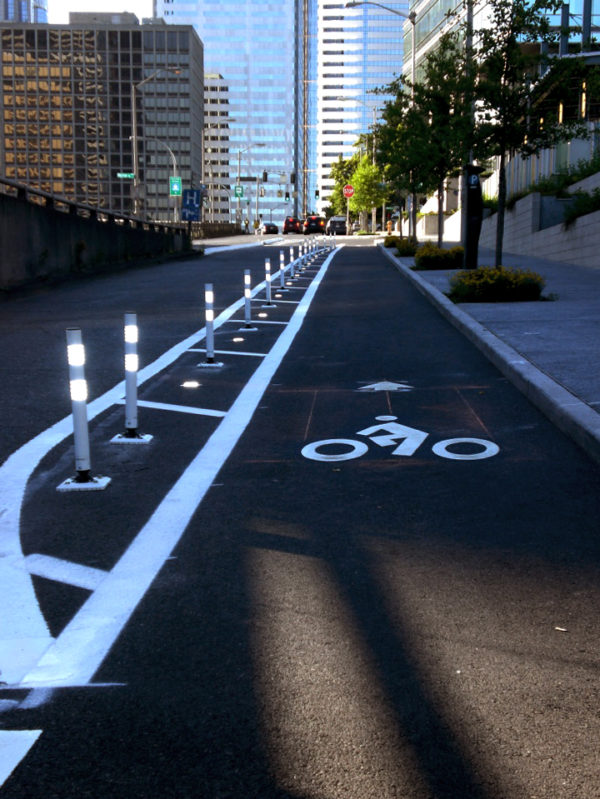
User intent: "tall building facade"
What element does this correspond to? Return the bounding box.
[1,0,46,23]
[314,1,408,212]
[150,0,408,222]
[0,14,203,220]
[204,72,234,223]
[154,0,297,226]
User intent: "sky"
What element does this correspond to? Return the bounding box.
[48,0,153,23]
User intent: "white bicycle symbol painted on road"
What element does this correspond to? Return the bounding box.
[301,415,500,462]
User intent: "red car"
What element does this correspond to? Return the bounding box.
[283,216,302,234]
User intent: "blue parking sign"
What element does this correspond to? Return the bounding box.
[182,188,201,221]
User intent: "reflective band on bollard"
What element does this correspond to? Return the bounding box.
[112,313,153,443]
[199,284,224,368]
[244,269,255,327]
[124,312,139,432]
[67,328,90,476]
[279,249,287,290]
[57,328,110,491]
[264,258,275,306]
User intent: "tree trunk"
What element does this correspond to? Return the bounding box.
[495,151,506,267]
[437,179,444,247]
[411,190,418,242]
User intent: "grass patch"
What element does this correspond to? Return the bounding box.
[448,265,545,302]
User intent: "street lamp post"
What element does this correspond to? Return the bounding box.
[345,1,417,238]
[131,67,180,218]
[154,139,179,223]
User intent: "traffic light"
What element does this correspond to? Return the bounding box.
[262,171,268,182]
[285,191,290,202]
[315,189,320,199]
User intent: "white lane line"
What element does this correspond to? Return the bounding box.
[262,299,300,305]
[23,554,107,591]
[0,731,42,787]
[116,399,227,418]
[19,249,335,689]
[229,319,288,326]
[188,348,267,358]
[0,283,251,683]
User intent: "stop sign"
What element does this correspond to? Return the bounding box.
[343,184,354,198]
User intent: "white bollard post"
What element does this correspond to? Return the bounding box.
[279,249,287,290]
[200,283,224,367]
[112,313,152,443]
[243,268,255,327]
[124,312,138,432]
[206,283,215,359]
[289,247,296,280]
[263,258,275,306]
[57,328,110,491]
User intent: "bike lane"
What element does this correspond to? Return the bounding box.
[171,244,600,799]
[3,244,600,799]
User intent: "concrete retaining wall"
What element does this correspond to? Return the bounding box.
[479,192,600,268]
[0,188,190,292]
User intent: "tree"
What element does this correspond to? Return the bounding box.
[475,0,586,265]
[376,33,474,245]
[376,77,432,240]
[328,154,360,217]
[412,32,475,245]
[348,156,387,230]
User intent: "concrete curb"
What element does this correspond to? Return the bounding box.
[379,245,600,465]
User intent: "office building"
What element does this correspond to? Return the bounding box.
[314,1,408,211]
[204,72,234,223]
[1,0,46,23]
[0,14,203,220]
[155,0,296,226]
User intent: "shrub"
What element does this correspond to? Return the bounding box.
[563,188,600,229]
[395,238,418,257]
[447,266,545,303]
[383,235,400,247]
[414,243,464,269]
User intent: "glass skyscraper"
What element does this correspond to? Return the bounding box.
[317,1,408,210]
[152,0,408,221]
[154,0,296,225]
[1,0,46,23]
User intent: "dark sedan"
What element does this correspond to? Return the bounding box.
[303,215,326,234]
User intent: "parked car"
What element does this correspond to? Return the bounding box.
[261,222,278,234]
[282,216,302,234]
[303,215,326,234]
[326,216,347,235]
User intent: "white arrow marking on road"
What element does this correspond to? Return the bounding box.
[0,731,42,786]
[357,381,413,392]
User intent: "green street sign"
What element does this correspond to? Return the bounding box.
[169,176,182,197]
[117,172,135,179]
[234,185,244,198]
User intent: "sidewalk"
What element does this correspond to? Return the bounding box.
[380,243,600,464]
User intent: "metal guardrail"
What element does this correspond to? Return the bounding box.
[0,175,187,235]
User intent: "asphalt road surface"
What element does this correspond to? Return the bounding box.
[1,240,600,799]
